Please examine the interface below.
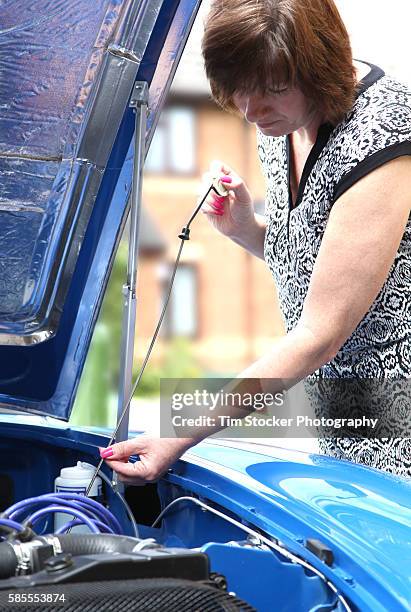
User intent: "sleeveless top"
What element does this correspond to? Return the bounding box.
[257,63,411,477]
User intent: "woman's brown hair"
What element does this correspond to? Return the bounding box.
[202,0,357,125]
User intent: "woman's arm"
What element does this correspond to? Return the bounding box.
[244,156,411,379]
[229,212,267,259]
[103,156,411,481]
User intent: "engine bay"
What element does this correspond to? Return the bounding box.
[0,422,355,611]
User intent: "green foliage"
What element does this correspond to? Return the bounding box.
[99,240,129,389]
[70,323,112,427]
[70,241,127,427]
[134,337,203,397]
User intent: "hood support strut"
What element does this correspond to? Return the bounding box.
[114,82,149,482]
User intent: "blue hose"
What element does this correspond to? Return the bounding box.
[0,519,24,532]
[1,493,123,536]
[27,505,100,534]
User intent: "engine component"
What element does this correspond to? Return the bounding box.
[54,463,102,533]
[0,534,208,583]
[0,493,122,537]
[0,533,256,611]
[0,578,256,612]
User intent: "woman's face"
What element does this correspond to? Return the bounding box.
[232,87,320,136]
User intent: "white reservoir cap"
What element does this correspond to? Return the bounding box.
[59,461,95,479]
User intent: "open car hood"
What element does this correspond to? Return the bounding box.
[0,0,201,419]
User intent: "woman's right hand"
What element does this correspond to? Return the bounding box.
[200,160,257,242]
[100,437,195,485]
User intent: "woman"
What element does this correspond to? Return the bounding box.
[101,0,411,480]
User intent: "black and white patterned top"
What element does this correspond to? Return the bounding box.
[258,63,411,477]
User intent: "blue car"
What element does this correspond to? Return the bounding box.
[0,1,409,611]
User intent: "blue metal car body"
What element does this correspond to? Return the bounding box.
[0,1,410,610]
[0,416,410,611]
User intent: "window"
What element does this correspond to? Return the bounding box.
[145,106,196,174]
[160,263,198,338]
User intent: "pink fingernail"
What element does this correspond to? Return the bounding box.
[220,176,232,183]
[215,210,224,216]
[101,448,114,459]
[213,195,224,203]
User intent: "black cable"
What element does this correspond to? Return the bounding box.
[85,184,217,497]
